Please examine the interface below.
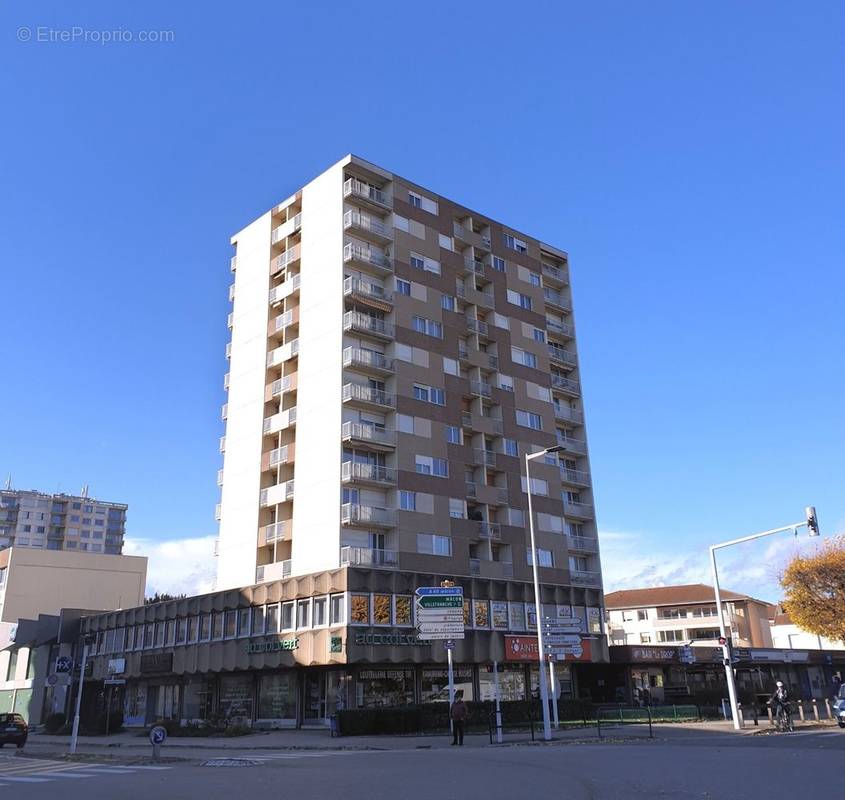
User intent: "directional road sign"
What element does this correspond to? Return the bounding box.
[417,596,463,609]
[544,634,582,646]
[416,586,465,641]
[419,631,463,641]
[55,656,73,674]
[416,587,464,596]
[417,623,465,633]
[543,618,583,633]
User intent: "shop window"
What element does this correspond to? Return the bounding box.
[473,600,490,628]
[509,603,526,631]
[330,594,346,626]
[350,594,370,625]
[479,665,526,702]
[218,674,254,725]
[491,601,509,630]
[356,668,415,708]
[394,596,412,627]
[421,667,474,703]
[258,673,297,721]
[373,594,392,626]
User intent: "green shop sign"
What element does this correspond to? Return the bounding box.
[354,632,428,647]
[245,638,299,655]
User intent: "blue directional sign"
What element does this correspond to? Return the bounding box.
[149,725,168,745]
[415,587,464,596]
[55,656,73,674]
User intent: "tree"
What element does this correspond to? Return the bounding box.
[780,536,845,642]
[145,592,186,605]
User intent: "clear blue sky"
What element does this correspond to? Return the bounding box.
[1,2,842,598]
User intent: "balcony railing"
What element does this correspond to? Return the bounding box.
[225,342,232,359]
[341,503,396,528]
[267,339,299,367]
[343,210,393,240]
[478,522,501,540]
[268,445,292,467]
[270,308,297,334]
[259,480,295,507]
[341,546,398,569]
[216,469,224,486]
[230,255,237,271]
[228,284,235,302]
[343,347,394,373]
[270,244,301,273]
[256,559,292,583]
[470,558,481,576]
[554,405,583,424]
[262,520,291,544]
[470,380,492,398]
[341,461,396,484]
[221,403,228,420]
[543,288,570,311]
[341,421,396,448]
[551,374,580,395]
[269,273,301,304]
[219,435,226,453]
[560,467,591,487]
[563,499,594,519]
[214,503,222,521]
[541,263,569,284]
[343,177,391,208]
[548,346,577,368]
[570,569,601,587]
[263,407,297,434]
[463,258,485,275]
[342,383,394,408]
[343,276,393,305]
[268,374,296,398]
[343,242,392,272]
[474,449,497,467]
[343,310,394,340]
[271,213,302,244]
[223,373,230,390]
[546,318,573,338]
[566,534,599,553]
[556,435,587,455]
[467,318,489,337]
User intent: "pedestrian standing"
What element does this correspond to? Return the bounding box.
[450,690,468,746]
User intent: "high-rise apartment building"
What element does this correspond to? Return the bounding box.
[217,155,600,597]
[0,489,127,555]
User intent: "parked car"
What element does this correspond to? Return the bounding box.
[0,713,28,748]
[833,686,845,728]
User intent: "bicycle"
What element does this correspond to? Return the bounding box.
[773,703,794,733]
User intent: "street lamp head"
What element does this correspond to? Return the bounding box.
[805,506,820,537]
[544,445,566,455]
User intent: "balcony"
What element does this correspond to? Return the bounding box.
[470,380,492,399]
[343,242,392,274]
[267,339,299,367]
[556,434,588,455]
[570,569,602,587]
[560,467,592,488]
[228,284,235,302]
[563,499,594,519]
[221,403,228,421]
[566,534,599,553]
[214,503,222,521]
[466,318,489,338]
[227,312,233,329]
[225,342,232,359]
[551,374,580,397]
[341,421,396,450]
[265,374,297,401]
[343,210,393,244]
[454,223,491,250]
[458,285,495,310]
[341,546,398,569]
[230,255,237,272]
[270,243,301,274]
[223,372,230,390]
[471,414,503,436]
[541,263,569,285]
[269,273,301,305]
[342,383,394,410]
[259,480,295,507]
[341,461,396,486]
[259,520,291,545]
[343,276,393,310]
[216,468,224,486]
[263,407,297,434]
[341,503,396,529]
[478,522,501,540]
[343,177,391,210]
[270,213,302,245]
[343,310,394,341]
[470,557,481,576]
[474,449,497,467]
[548,346,577,369]
[543,288,570,312]
[554,405,583,425]
[256,560,292,583]
[463,258,485,277]
[219,435,226,453]
[267,445,293,468]
[343,346,394,376]
[546,318,573,340]
[269,307,299,335]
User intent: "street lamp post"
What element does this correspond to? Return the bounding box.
[525,444,566,742]
[710,507,820,730]
[69,636,94,754]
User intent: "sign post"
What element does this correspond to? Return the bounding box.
[445,638,455,733]
[548,658,559,729]
[69,641,90,755]
[493,660,503,743]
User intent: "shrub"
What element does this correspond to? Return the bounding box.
[44,713,67,734]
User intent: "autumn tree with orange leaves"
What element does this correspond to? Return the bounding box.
[780,536,845,643]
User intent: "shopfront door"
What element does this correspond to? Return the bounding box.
[302,670,351,726]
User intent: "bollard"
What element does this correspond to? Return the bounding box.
[737,703,745,728]
[797,701,805,722]
[812,699,820,722]
[825,699,832,720]
[766,703,774,725]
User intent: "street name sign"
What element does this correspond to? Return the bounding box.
[416,586,465,641]
[544,634,582,646]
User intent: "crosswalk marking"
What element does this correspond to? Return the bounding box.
[0,756,172,783]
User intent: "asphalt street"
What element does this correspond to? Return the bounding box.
[3,727,843,800]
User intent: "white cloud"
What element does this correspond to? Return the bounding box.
[123,535,217,598]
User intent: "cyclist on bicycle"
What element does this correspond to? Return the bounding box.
[769,681,792,727]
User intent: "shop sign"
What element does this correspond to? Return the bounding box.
[107,658,126,675]
[630,647,679,663]
[358,669,414,680]
[505,635,541,662]
[245,638,299,654]
[330,636,343,653]
[140,653,174,674]
[354,631,428,647]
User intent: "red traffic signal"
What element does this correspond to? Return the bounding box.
[718,636,727,646]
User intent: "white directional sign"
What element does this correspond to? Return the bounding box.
[543,618,583,634]
[415,586,465,641]
[544,634,582,646]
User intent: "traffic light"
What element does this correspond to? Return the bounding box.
[806,506,820,537]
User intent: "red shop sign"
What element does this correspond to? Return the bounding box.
[504,635,592,663]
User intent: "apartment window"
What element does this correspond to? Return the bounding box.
[520,476,548,496]
[224,610,237,638]
[212,613,224,640]
[498,374,514,392]
[640,633,652,644]
[526,548,554,567]
[570,555,589,572]
[84,505,93,513]
[527,271,541,287]
[445,425,462,445]
[412,316,443,338]
[413,384,445,405]
[441,294,456,312]
[72,503,81,510]
[449,498,465,519]
[266,603,280,633]
[417,533,452,556]
[659,608,684,620]
[503,233,527,253]
[408,192,422,208]
[176,618,187,644]
[507,289,533,310]
[439,233,453,251]
[313,597,328,627]
[511,347,538,369]
[155,622,166,648]
[492,256,506,272]
[82,517,92,525]
[410,254,425,270]
[566,522,584,537]
[622,611,635,622]
[638,610,648,621]
[252,606,266,635]
[330,594,346,626]
[503,439,518,457]
[516,409,543,431]
[70,515,80,523]
[399,491,416,511]
[533,328,546,343]
[165,620,176,646]
[397,414,415,434]
[443,357,458,376]
[410,252,441,275]
[395,278,411,296]
[657,630,685,643]
[415,455,448,477]
[238,608,251,637]
[199,615,211,641]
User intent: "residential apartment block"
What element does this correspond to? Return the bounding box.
[605,584,773,648]
[0,489,127,555]
[217,155,600,595]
